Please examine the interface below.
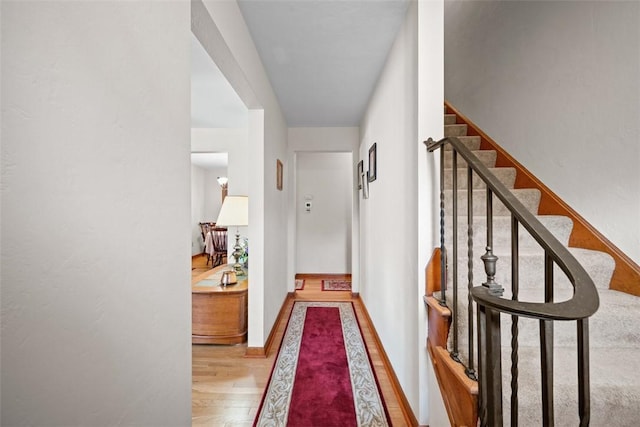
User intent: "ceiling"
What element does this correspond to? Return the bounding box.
[237,0,410,127]
[191,152,229,170]
[190,0,410,131]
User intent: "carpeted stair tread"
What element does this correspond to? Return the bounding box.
[444,215,574,250]
[440,110,629,426]
[444,123,468,137]
[444,135,481,151]
[447,289,640,371]
[444,150,497,168]
[501,346,640,427]
[445,188,541,216]
[445,114,457,125]
[445,247,614,292]
[444,167,517,189]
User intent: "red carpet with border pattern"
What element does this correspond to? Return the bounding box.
[254,301,389,427]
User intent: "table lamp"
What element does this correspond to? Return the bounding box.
[215,195,248,276]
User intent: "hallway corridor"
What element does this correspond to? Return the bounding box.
[192,276,411,426]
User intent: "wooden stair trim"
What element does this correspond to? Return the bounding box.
[445,101,640,296]
[425,295,451,349]
[426,247,443,296]
[428,340,478,427]
[356,296,420,427]
[425,248,477,426]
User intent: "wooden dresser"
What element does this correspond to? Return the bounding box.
[191,264,248,344]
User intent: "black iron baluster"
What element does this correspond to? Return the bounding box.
[511,215,520,426]
[477,304,488,427]
[577,318,591,426]
[439,147,447,306]
[466,166,476,379]
[451,150,460,361]
[486,307,504,427]
[541,251,555,426]
[482,189,504,297]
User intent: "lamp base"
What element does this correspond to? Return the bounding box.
[231,230,246,276]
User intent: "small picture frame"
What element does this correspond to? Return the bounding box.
[357,160,364,189]
[368,143,377,182]
[276,159,283,191]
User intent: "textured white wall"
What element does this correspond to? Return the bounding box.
[295,153,353,274]
[359,0,421,418]
[1,2,191,425]
[445,0,640,264]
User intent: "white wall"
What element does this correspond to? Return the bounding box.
[191,128,249,195]
[445,0,640,264]
[295,153,353,274]
[287,127,360,288]
[418,1,445,424]
[359,0,421,418]
[1,2,191,425]
[194,0,289,348]
[203,168,226,222]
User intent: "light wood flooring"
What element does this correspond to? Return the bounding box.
[192,272,411,426]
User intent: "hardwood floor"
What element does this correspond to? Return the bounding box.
[192,254,214,279]
[192,276,412,426]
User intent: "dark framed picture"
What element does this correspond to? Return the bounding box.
[368,143,377,182]
[357,160,364,189]
[276,159,283,191]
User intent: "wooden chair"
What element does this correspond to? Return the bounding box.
[199,222,215,255]
[209,227,228,267]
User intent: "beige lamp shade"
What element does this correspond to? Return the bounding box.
[215,195,248,227]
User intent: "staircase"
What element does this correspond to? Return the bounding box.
[427,105,640,426]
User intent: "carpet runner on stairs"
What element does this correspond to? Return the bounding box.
[437,113,640,426]
[254,301,389,427]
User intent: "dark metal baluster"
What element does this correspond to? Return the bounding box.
[451,150,460,361]
[481,189,504,297]
[486,307,504,426]
[577,318,591,426]
[511,215,520,427]
[439,147,447,306]
[481,188,504,425]
[466,167,476,380]
[477,305,488,427]
[540,252,555,426]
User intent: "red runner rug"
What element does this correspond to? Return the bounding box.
[322,279,352,291]
[254,301,390,427]
[295,279,305,290]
